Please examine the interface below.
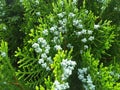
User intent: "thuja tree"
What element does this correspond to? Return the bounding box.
[15,0,119,89]
[1,0,120,90]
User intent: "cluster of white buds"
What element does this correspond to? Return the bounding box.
[32,38,52,70]
[50,25,57,33]
[57,12,66,18]
[68,12,75,18]
[42,29,48,36]
[32,43,42,53]
[78,67,95,90]
[59,18,67,26]
[74,28,95,54]
[53,80,69,90]
[49,25,62,50]
[49,25,61,45]
[54,45,62,50]
[61,59,76,80]
[52,59,76,90]
[76,29,94,42]
[73,19,83,29]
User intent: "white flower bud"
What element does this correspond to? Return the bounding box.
[32,43,39,49]
[81,38,87,43]
[94,24,100,29]
[54,45,62,50]
[1,52,6,57]
[88,36,94,41]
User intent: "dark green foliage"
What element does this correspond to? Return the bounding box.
[85,0,120,63]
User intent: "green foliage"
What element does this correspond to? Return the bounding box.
[0,41,22,90]
[0,0,120,90]
[85,0,120,62]
[78,50,120,90]
[35,50,75,90]
[15,47,50,88]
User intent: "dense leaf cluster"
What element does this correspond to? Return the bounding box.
[0,0,120,90]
